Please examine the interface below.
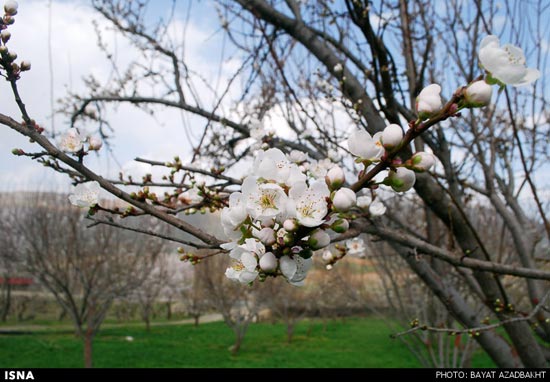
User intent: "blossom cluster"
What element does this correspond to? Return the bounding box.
[220,148,360,285]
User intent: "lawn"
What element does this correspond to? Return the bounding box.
[0,317,495,368]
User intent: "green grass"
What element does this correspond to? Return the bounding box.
[0,318,495,368]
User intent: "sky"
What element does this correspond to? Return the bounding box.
[0,0,548,215]
[0,0,231,192]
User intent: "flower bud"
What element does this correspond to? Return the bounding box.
[4,0,18,16]
[381,124,403,149]
[259,252,278,273]
[325,165,345,189]
[330,218,349,233]
[388,167,416,192]
[7,50,16,60]
[332,187,356,211]
[334,63,343,73]
[411,152,435,171]
[88,136,102,151]
[20,60,30,71]
[464,80,493,108]
[322,250,334,262]
[256,227,276,246]
[308,229,331,250]
[416,84,442,118]
[283,219,299,232]
[1,30,10,43]
[0,45,7,54]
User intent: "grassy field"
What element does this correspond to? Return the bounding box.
[0,317,495,368]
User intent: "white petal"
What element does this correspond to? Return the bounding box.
[279,256,297,279]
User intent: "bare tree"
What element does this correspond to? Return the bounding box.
[5,193,164,367]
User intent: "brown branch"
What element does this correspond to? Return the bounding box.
[391,288,550,338]
[0,113,223,247]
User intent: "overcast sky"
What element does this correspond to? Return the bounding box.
[0,0,232,192]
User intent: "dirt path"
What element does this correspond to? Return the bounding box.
[0,313,223,334]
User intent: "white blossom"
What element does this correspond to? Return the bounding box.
[332,187,356,211]
[225,239,264,284]
[322,250,334,262]
[220,192,247,239]
[388,167,416,192]
[59,128,85,153]
[4,0,17,15]
[347,130,384,161]
[411,152,435,171]
[288,150,308,163]
[288,181,330,227]
[308,229,331,249]
[88,136,103,151]
[464,80,493,107]
[242,176,288,222]
[259,252,278,273]
[416,84,442,117]
[68,181,100,208]
[478,35,540,86]
[333,63,343,73]
[381,124,403,148]
[326,165,345,189]
[369,200,386,216]
[255,227,276,246]
[346,238,366,257]
[308,158,334,179]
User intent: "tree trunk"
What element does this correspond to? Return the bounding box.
[1,282,11,322]
[231,331,243,356]
[194,314,199,327]
[83,329,95,368]
[286,322,295,343]
[145,316,150,332]
[166,301,172,320]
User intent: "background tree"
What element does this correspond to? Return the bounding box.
[5,193,164,368]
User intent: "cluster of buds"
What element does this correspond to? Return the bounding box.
[178,248,201,265]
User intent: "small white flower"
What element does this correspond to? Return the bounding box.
[416,84,442,118]
[478,35,540,86]
[288,181,330,227]
[308,158,334,179]
[332,188,356,212]
[253,148,290,183]
[369,200,386,216]
[346,238,366,257]
[411,152,435,171]
[4,0,18,15]
[308,229,331,249]
[322,250,334,262]
[283,219,299,232]
[280,255,312,286]
[225,239,263,284]
[464,80,493,107]
[327,149,341,162]
[326,165,345,189]
[88,136,103,151]
[381,124,403,149]
[356,195,372,209]
[255,227,276,246]
[288,150,308,163]
[259,252,278,273]
[242,176,288,222]
[59,128,85,153]
[347,130,384,161]
[220,192,247,239]
[388,167,416,192]
[125,336,134,342]
[68,181,100,208]
[333,63,343,73]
